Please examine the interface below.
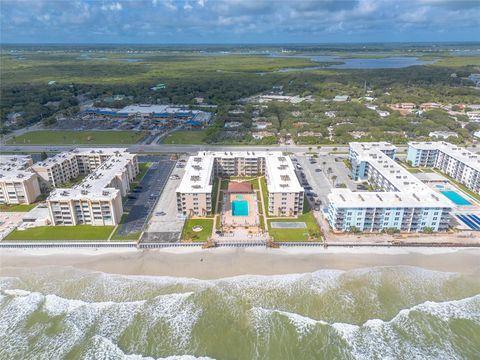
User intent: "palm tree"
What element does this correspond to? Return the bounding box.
[331,175,337,187]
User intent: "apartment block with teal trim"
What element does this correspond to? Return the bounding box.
[328,142,452,232]
[407,142,479,193]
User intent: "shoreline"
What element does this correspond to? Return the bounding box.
[2,247,480,279]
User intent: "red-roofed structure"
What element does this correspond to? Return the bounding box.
[228,182,253,193]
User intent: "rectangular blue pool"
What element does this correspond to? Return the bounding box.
[440,191,471,206]
[232,200,249,216]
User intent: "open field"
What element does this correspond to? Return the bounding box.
[0,203,37,212]
[163,130,207,145]
[7,130,145,145]
[4,225,115,241]
[0,53,316,86]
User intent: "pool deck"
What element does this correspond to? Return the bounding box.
[223,193,257,227]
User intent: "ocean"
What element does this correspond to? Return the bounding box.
[1,266,479,359]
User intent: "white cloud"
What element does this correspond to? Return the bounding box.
[101,2,122,12]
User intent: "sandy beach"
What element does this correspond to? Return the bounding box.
[1,247,480,279]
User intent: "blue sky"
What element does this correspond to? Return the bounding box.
[1,0,479,43]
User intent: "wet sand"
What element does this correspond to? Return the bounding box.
[1,247,480,279]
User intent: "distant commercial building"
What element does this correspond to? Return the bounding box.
[38,149,138,226]
[407,142,480,193]
[176,151,304,217]
[84,104,211,126]
[0,155,40,205]
[327,142,452,232]
[333,95,351,102]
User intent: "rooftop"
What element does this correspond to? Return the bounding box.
[0,154,36,182]
[176,151,303,194]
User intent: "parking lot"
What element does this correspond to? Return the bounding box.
[294,154,356,210]
[142,157,187,242]
[115,157,176,236]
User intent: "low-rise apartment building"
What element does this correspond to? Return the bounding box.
[328,142,452,232]
[44,149,138,226]
[0,155,40,204]
[407,142,480,193]
[176,151,304,217]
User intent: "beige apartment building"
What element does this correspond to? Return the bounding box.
[0,155,41,204]
[44,148,138,226]
[176,151,304,217]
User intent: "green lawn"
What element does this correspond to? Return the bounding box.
[181,218,213,242]
[0,203,37,212]
[211,177,220,215]
[163,130,207,144]
[5,225,115,241]
[7,130,146,145]
[266,196,321,242]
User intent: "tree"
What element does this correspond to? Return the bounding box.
[331,175,337,186]
[40,152,48,160]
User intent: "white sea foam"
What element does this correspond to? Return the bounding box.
[84,335,216,360]
[250,294,480,359]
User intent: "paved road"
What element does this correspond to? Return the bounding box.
[0,143,354,154]
[116,158,175,236]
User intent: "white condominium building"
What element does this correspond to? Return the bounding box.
[0,155,40,204]
[407,142,480,193]
[176,151,304,217]
[45,149,138,226]
[327,142,452,232]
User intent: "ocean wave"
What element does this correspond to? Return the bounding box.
[251,294,480,359]
[83,335,216,360]
[0,289,201,359]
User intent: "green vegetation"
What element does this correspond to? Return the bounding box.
[0,203,37,212]
[211,177,220,215]
[7,130,145,145]
[267,211,321,242]
[2,45,480,145]
[5,225,115,241]
[163,130,207,144]
[181,218,214,242]
[131,162,152,189]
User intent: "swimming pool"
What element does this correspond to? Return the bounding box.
[440,191,471,205]
[232,200,249,216]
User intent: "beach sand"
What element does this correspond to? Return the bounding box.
[1,247,480,279]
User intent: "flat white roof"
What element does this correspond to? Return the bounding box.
[176,151,303,194]
[0,154,36,182]
[328,189,452,208]
[32,148,129,169]
[46,149,135,201]
[409,141,480,172]
[330,142,453,209]
[118,104,202,115]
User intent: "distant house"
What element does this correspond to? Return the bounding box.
[468,74,480,86]
[47,80,56,86]
[377,110,390,117]
[224,121,242,128]
[252,131,275,140]
[420,103,441,111]
[298,131,322,137]
[333,95,351,102]
[194,97,204,104]
[254,121,272,130]
[429,131,458,139]
[325,111,336,118]
[467,111,480,121]
[474,131,480,139]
